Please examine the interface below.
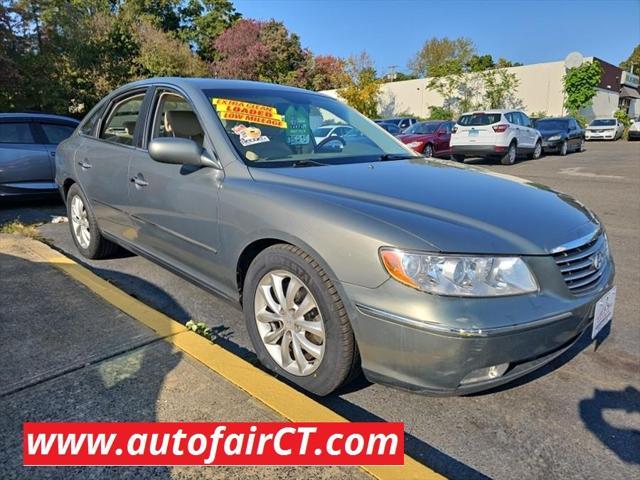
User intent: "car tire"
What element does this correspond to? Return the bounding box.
[500,142,517,165]
[66,184,118,259]
[559,140,568,156]
[577,138,585,151]
[243,244,359,396]
[452,154,465,162]
[528,139,542,160]
[423,143,433,158]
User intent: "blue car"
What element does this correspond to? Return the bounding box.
[0,113,79,197]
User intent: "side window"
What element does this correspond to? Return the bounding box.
[151,91,204,148]
[0,123,35,144]
[40,123,75,145]
[80,106,103,136]
[519,112,532,127]
[439,123,452,134]
[99,93,146,146]
[504,112,515,124]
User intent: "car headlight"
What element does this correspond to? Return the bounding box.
[380,248,538,296]
[547,134,561,141]
[406,141,424,149]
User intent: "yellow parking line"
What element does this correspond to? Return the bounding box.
[24,239,445,480]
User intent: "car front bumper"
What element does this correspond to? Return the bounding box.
[340,254,615,395]
[585,131,616,140]
[628,130,640,140]
[541,138,564,151]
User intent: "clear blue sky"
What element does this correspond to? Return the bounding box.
[234,0,640,75]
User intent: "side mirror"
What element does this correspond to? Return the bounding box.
[148,137,221,169]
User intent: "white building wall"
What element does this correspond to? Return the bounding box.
[321,59,617,121]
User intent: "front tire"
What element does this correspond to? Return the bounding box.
[423,143,433,158]
[66,184,118,259]
[243,244,358,396]
[559,140,568,156]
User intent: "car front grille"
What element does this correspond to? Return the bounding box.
[553,234,608,295]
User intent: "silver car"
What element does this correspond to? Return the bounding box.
[55,78,616,396]
[0,113,78,197]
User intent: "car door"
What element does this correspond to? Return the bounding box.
[434,122,452,155]
[0,120,52,193]
[518,112,536,148]
[33,121,77,178]
[74,89,147,237]
[127,87,225,284]
[568,118,581,148]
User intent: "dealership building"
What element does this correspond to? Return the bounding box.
[321,53,640,120]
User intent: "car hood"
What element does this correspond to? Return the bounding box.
[249,159,600,255]
[538,129,566,138]
[397,133,434,143]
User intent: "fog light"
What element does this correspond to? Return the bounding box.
[460,363,509,385]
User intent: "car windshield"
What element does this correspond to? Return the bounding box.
[404,122,439,134]
[535,119,568,130]
[590,119,615,126]
[458,113,502,126]
[204,88,414,166]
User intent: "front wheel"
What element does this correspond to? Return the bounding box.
[423,143,433,158]
[243,244,359,396]
[559,140,568,156]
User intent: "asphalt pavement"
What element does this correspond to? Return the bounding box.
[2,140,639,479]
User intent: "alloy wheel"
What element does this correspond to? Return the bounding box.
[70,195,90,249]
[533,141,542,159]
[508,144,516,164]
[424,144,433,157]
[254,270,325,376]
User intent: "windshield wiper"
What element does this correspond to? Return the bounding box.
[292,159,330,168]
[378,153,424,162]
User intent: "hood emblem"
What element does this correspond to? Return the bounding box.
[592,251,604,270]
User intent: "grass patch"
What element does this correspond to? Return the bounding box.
[0,220,42,239]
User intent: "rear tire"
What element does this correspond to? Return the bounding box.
[423,143,433,158]
[243,244,359,396]
[500,142,517,165]
[66,184,118,259]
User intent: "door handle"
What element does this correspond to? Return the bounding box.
[130,176,148,187]
[78,160,92,169]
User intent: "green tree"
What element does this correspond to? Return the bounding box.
[563,60,602,115]
[179,0,240,61]
[339,51,380,118]
[408,36,476,77]
[481,67,522,109]
[467,54,494,72]
[620,44,640,72]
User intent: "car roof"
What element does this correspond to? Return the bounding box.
[119,77,320,96]
[537,117,571,120]
[460,109,519,115]
[0,112,79,125]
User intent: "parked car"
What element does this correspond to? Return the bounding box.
[376,117,418,131]
[57,78,615,396]
[627,117,640,141]
[534,117,585,155]
[397,120,454,157]
[585,118,624,141]
[450,110,542,165]
[376,122,402,135]
[0,113,78,197]
[312,124,352,144]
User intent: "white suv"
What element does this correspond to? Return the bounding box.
[450,109,542,165]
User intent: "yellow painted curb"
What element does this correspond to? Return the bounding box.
[21,237,445,480]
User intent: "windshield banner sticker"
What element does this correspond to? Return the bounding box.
[232,124,270,147]
[284,106,311,146]
[212,98,287,128]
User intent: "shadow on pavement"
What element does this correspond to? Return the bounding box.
[579,386,640,465]
[0,250,182,480]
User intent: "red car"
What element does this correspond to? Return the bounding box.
[397,120,454,157]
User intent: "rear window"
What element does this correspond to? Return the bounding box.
[0,123,35,144]
[458,113,502,126]
[40,123,75,144]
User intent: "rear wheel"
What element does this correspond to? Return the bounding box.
[529,140,542,159]
[66,184,118,259]
[243,244,359,396]
[500,142,517,165]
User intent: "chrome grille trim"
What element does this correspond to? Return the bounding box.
[553,234,608,295]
